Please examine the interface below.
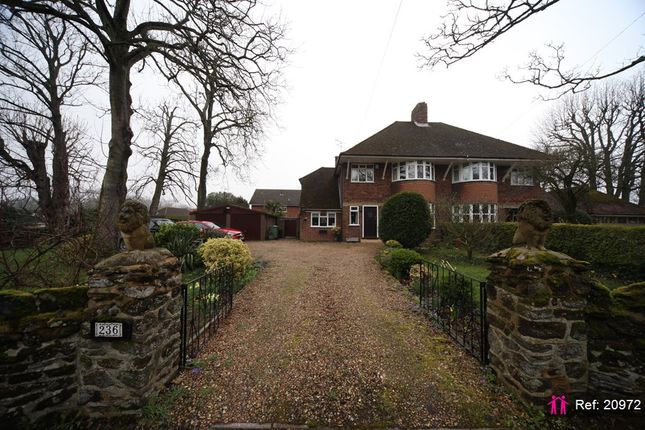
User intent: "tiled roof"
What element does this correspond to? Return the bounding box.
[249,189,301,206]
[299,168,340,209]
[341,121,545,160]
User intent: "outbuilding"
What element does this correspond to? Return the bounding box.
[189,205,278,241]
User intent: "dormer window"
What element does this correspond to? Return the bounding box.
[452,162,496,183]
[510,167,534,186]
[392,160,434,181]
[351,164,374,183]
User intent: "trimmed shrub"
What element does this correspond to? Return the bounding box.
[380,192,432,249]
[385,239,403,248]
[380,248,426,280]
[198,238,252,282]
[552,210,593,224]
[442,222,645,278]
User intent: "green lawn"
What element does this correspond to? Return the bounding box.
[418,245,633,290]
[418,245,490,281]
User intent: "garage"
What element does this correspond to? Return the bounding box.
[190,205,278,241]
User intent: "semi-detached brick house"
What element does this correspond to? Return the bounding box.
[299,102,547,242]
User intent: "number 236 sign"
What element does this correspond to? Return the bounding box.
[90,321,132,341]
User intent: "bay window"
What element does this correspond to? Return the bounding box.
[311,211,336,227]
[452,204,497,223]
[452,162,497,183]
[392,160,434,181]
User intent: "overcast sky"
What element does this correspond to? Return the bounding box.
[126,0,644,207]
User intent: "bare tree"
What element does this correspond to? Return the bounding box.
[534,73,645,210]
[131,101,197,215]
[0,11,96,230]
[1,0,286,248]
[419,0,645,96]
[157,2,286,209]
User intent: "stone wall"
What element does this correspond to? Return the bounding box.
[586,281,645,397]
[79,248,182,418]
[0,285,88,428]
[487,247,645,404]
[487,247,592,404]
[0,248,182,427]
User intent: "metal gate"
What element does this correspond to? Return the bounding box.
[179,266,234,369]
[417,261,489,364]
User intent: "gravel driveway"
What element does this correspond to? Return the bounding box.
[167,240,527,428]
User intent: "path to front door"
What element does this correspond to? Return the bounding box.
[166,241,528,428]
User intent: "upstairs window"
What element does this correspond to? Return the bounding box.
[392,160,434,181]
[510,167,534,186]
[452,204,497,223]
[452,162,497,183]
[311,211,336,227]
[351,164,374,182]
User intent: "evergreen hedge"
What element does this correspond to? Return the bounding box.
[379,192,432,248]
[438,222,645,278]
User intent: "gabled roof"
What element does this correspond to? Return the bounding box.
[340,121,545,160]
[578,191,645,217]
[299,167,340,209]
[249,189,301,207]
[155,207,191,218]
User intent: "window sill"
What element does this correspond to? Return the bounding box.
[310,226,336,229]
[452,179,497,184]
[350,181,375,183]
[348,224,360,227]
[392,178,435,182]
[510,183,534,186]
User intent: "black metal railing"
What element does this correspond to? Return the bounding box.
[417,261,489,364]
[179,265,234,369]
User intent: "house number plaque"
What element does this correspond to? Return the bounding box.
[90,320,132,341]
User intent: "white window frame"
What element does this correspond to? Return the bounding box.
[451,204,497,223]
[428,202,436,230]
[350,164,375,183]
[361,205,379,238]
[391,160,435,181]
[310,211,336,228]
[510,167,534,186]
[452,162,497,183]
[349,206,360,226]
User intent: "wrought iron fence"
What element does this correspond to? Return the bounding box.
[417,261,489,364]
[179,265,234,369]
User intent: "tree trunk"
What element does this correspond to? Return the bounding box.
[95,59,133,248]
[640,155,645,207]
[50,101,70,231]
[148,137,170,216]
[197,129,212,209]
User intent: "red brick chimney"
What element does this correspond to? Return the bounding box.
[411,102,428,124]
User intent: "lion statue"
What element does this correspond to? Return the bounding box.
[512,199,552,250]
[117,200,154,251]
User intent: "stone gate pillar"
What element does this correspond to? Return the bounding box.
[78,248,182,418]
[486,247,593,404]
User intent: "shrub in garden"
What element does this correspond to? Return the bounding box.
[154,223,203,271]
[380,248,426,280]
[385,239,403,248]
[380,192,432,248]
[198,238,252,281]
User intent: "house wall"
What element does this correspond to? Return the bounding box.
[308,162,549,241]
[250,204,300,218]
[299,210,338,241]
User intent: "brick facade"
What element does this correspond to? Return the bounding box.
[299,210,339,241]
[325,161,546,240]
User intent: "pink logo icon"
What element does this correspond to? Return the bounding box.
[548,394,569,415]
